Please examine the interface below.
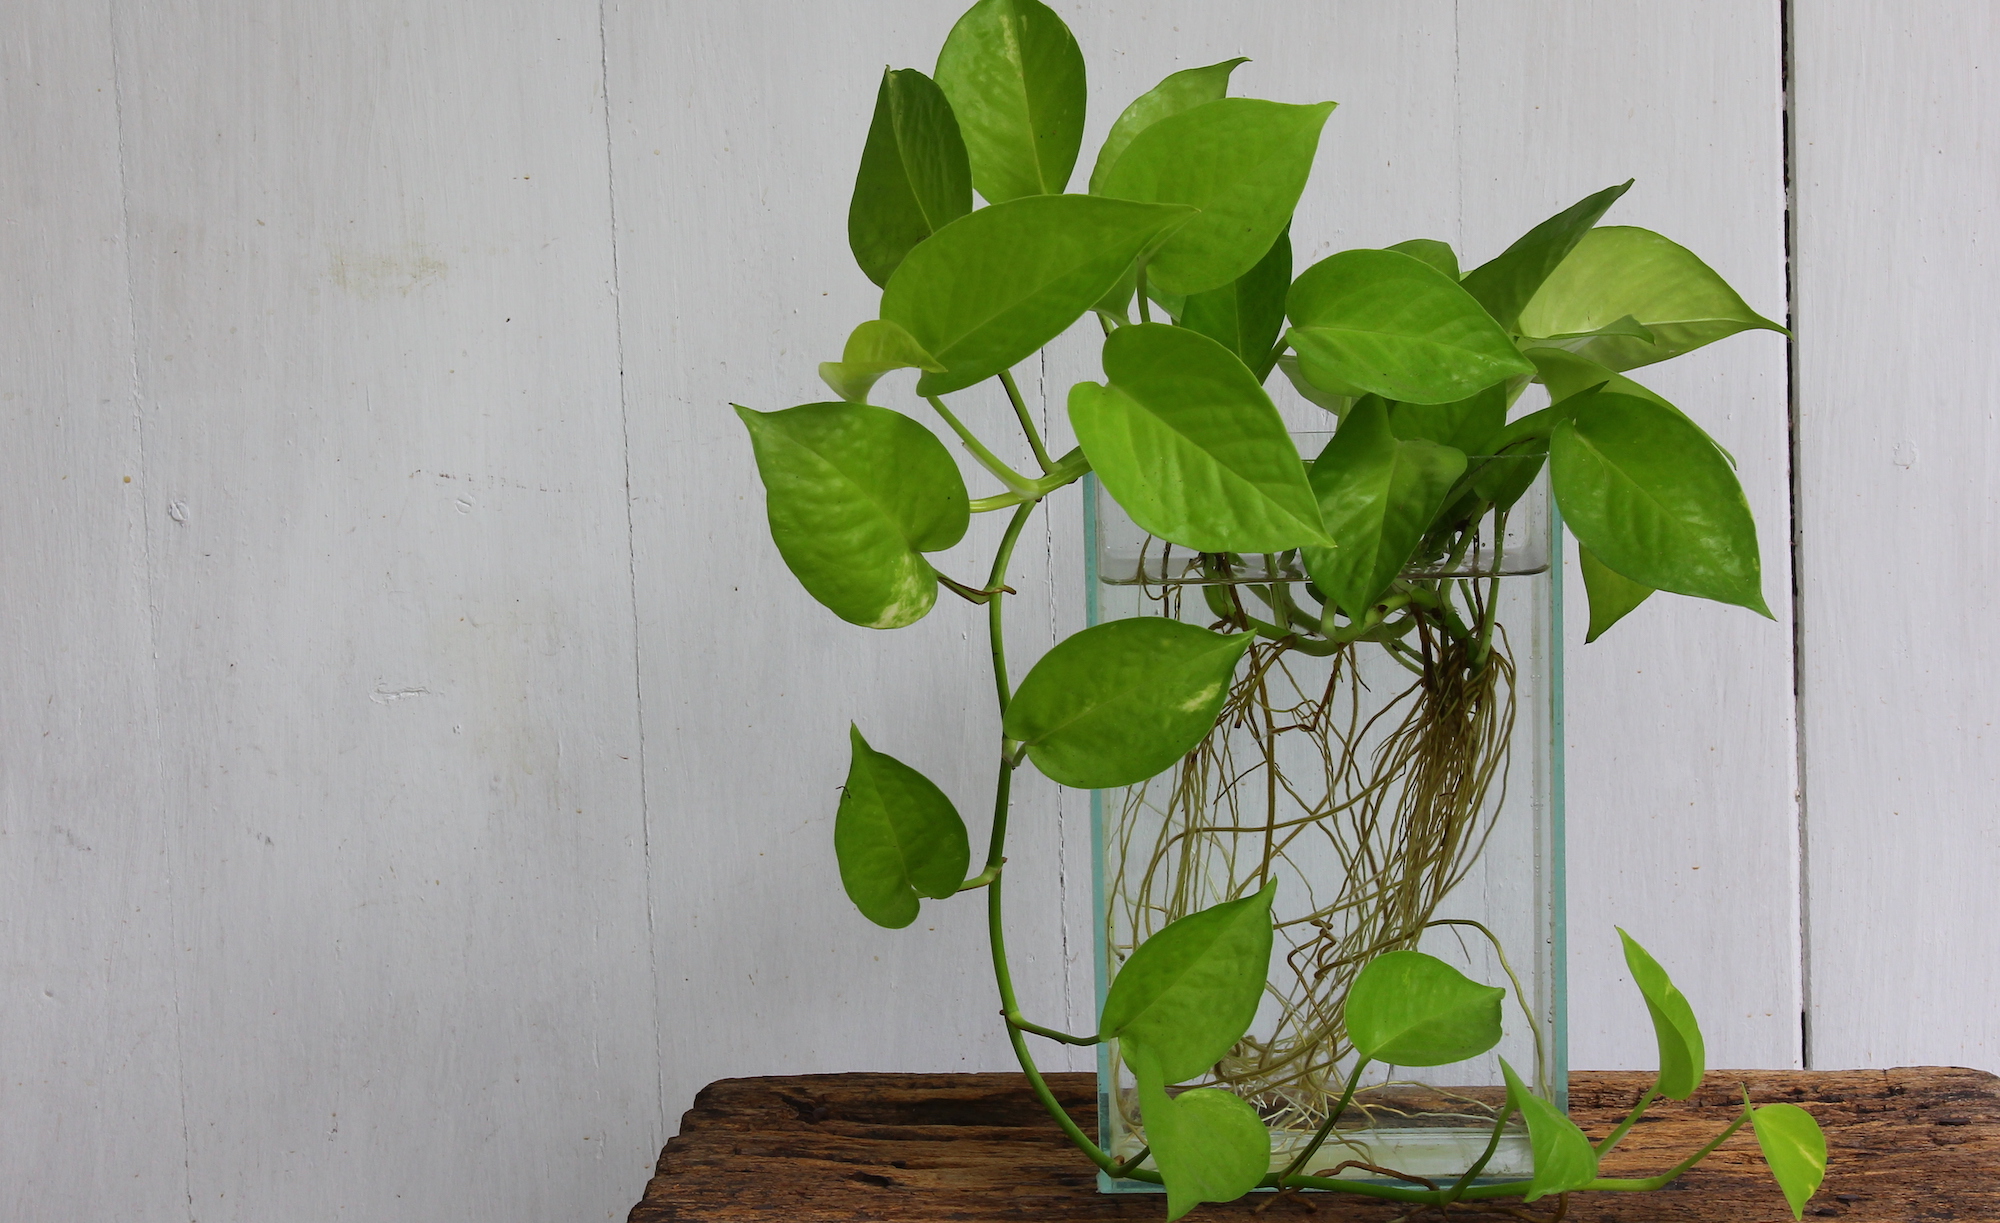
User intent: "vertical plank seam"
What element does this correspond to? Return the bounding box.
[1039,347,1076,1058]
[597,0,668,1141]
[1779,0,1813,1070]
[105,1,196,1215]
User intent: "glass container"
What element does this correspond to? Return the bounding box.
[1087,440,1566,1192]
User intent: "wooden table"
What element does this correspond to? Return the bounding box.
[628,1068,1999,1221]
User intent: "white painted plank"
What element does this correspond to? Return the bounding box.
[1454,2,1801,1073]
[110,3,657,1220]
[0,9,187,1220]
[1793,3,2000,1071]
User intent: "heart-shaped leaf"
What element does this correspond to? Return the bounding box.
[1131,1047,1271,1220]
[1345,949,1505,1067]
[1302,399,1467,617]
[1579,545,1654,643]
[1386,237,1460,280]
[1178,227,1292,379]
[1459,180,1633,333]
[735,402,968,629]
[1101,880,1277,1082]
[1003,617,1253,789]
[1616,928,1706,1099]
[818,319,947,404]
[1070,323,1328,553]
[1519,226,1784,370]
[848,68,972,287]
[1551,393,1768,615]
[1088,58,1247,195]
[1388,381,1506,454]
[1526,347,1737,468]
[882,194,1195,396]
[1287,248,1535,405]
[1752,1102,1828,1221]
[1099,98,1335,295]
[834,726,971,928]
[1501,1058,1599,1201]
[933,0,1086,202]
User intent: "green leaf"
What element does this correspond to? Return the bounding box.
[1386,237,1460,280]
[1471,440,1548,514]
[1460,180,1633,333]
[1519,226,1785,370]
[1101,881,1277,1081]
[1301,399,1466,617]
[1132,1049,1271,1221]
[1752,1102,1829,1220]
[1532,313,1656,346]
[735,402,968,629]
[834,726,972,928]
[1616,928,1707,1099]
[1274,353,1354,415]
[1579,545,1654,643]
[1345,950,1505,1067]
[818,319,947,404]
[1071,323,1327,553]
[1389,382,1506,453]
[1099,98,1335,295]
[1526,346,1738,468]
[1178,227,1291,379]
[1088,58,1247,195]
[882,194,1195,396]
[1003,616,1253,789]
[1287,248,1536,404]
[848,68,973,288]
[1501,1059,1599,1202]
[933,0,1086,202]
[1551,392,1768,615]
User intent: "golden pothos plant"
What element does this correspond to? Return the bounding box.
[735,2,1825,1217]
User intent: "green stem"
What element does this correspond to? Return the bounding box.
[998,369,1056,473]
[1005,1012,1102,1046]
[1110,1146,1151,1179]
[1585,1107,1752,1192]
[1593,1085,1659,1157]
[1276,1060,1368,1180]
[980,499,1122,1176]
[1135,261,1152,324]
[1440,1102,1517,1204]
[928,395,1037,497]
[955,861,1003,892]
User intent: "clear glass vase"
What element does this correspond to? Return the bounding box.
[1087,440,1566,1192]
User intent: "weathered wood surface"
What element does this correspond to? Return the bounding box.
[629,1069,1999,1222]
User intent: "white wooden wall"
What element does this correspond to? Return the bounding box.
[2,3,1990,1219]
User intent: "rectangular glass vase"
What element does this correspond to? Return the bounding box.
[1086,452,1566,1193]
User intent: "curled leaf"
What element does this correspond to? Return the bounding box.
[1502,1058,1598,1201]
[1617,928,1706,1099]
[818,319,946,404]
[847,68,972,287]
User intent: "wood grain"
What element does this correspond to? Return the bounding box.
[630,1069,1999,1222]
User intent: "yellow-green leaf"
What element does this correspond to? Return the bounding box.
[1519,226,1784,370]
